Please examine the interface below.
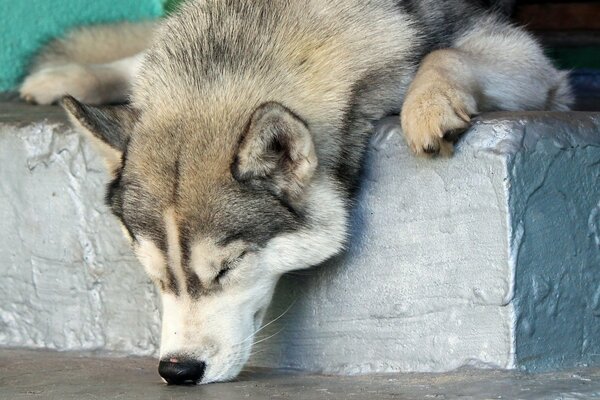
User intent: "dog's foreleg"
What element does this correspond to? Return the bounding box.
[20,52,145,105]
[401,16,573,156]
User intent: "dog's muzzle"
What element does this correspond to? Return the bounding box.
[158,357,206,385]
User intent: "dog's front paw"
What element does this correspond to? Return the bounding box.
[400,80,476,156]
[20,64,100,105]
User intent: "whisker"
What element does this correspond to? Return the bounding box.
[252,299,296,337]
[251,328,283,346]
[235,299,297,348]
[247,348,268,357]
[284,270,314,277]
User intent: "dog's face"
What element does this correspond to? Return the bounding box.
[62,97,347,384]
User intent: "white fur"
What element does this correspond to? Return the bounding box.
[261,177,349,273]
[159,279,277,383]
[135,238,168,285]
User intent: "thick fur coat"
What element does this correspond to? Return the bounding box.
[20,0,571,384]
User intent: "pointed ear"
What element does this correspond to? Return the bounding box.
[232,102,317,203]
[61,96,138,169]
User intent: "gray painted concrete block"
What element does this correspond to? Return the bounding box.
[505,114,600,371]
[0,103,598,373]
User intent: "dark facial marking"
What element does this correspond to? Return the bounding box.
[105,149,138,241]
[172,158,182,206]
[180,230,204,299]
[104,152,181,296]
[165,267,180,295]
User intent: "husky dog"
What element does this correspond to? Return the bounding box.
[20,0,571,385]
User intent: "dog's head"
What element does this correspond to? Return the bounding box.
[62,97,347,384]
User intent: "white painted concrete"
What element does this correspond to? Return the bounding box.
[0,112,161,355]
[2,104,597,373]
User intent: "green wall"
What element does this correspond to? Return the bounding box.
[0,0,164,91]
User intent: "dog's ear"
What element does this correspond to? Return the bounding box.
[232,102,318,204]
[61,96,138,169]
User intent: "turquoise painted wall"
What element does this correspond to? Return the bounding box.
[0,0,165,91]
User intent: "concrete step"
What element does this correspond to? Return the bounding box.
[3,349,600,400]
[0,102,599,373]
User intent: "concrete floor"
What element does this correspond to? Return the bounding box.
[1,349,600,399]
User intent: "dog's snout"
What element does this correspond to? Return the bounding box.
[158,358,206,385]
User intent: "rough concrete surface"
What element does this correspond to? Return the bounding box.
[0,103,161,356]
[1,102,599,374]
[2,349,600,400]
[503,113,600,371]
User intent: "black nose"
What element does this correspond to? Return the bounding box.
[158,358,206,385]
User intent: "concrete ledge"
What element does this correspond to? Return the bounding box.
[0,103,598,373]
[4,349,600,400]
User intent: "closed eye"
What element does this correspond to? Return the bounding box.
[215,265,232,282]
[214,250,248,283]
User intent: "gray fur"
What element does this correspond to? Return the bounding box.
[27,0,572,384]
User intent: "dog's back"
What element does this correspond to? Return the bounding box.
[136,1,414,147]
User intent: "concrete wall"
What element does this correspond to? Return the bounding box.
[0,103,599,373]
[0,104,160,355]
